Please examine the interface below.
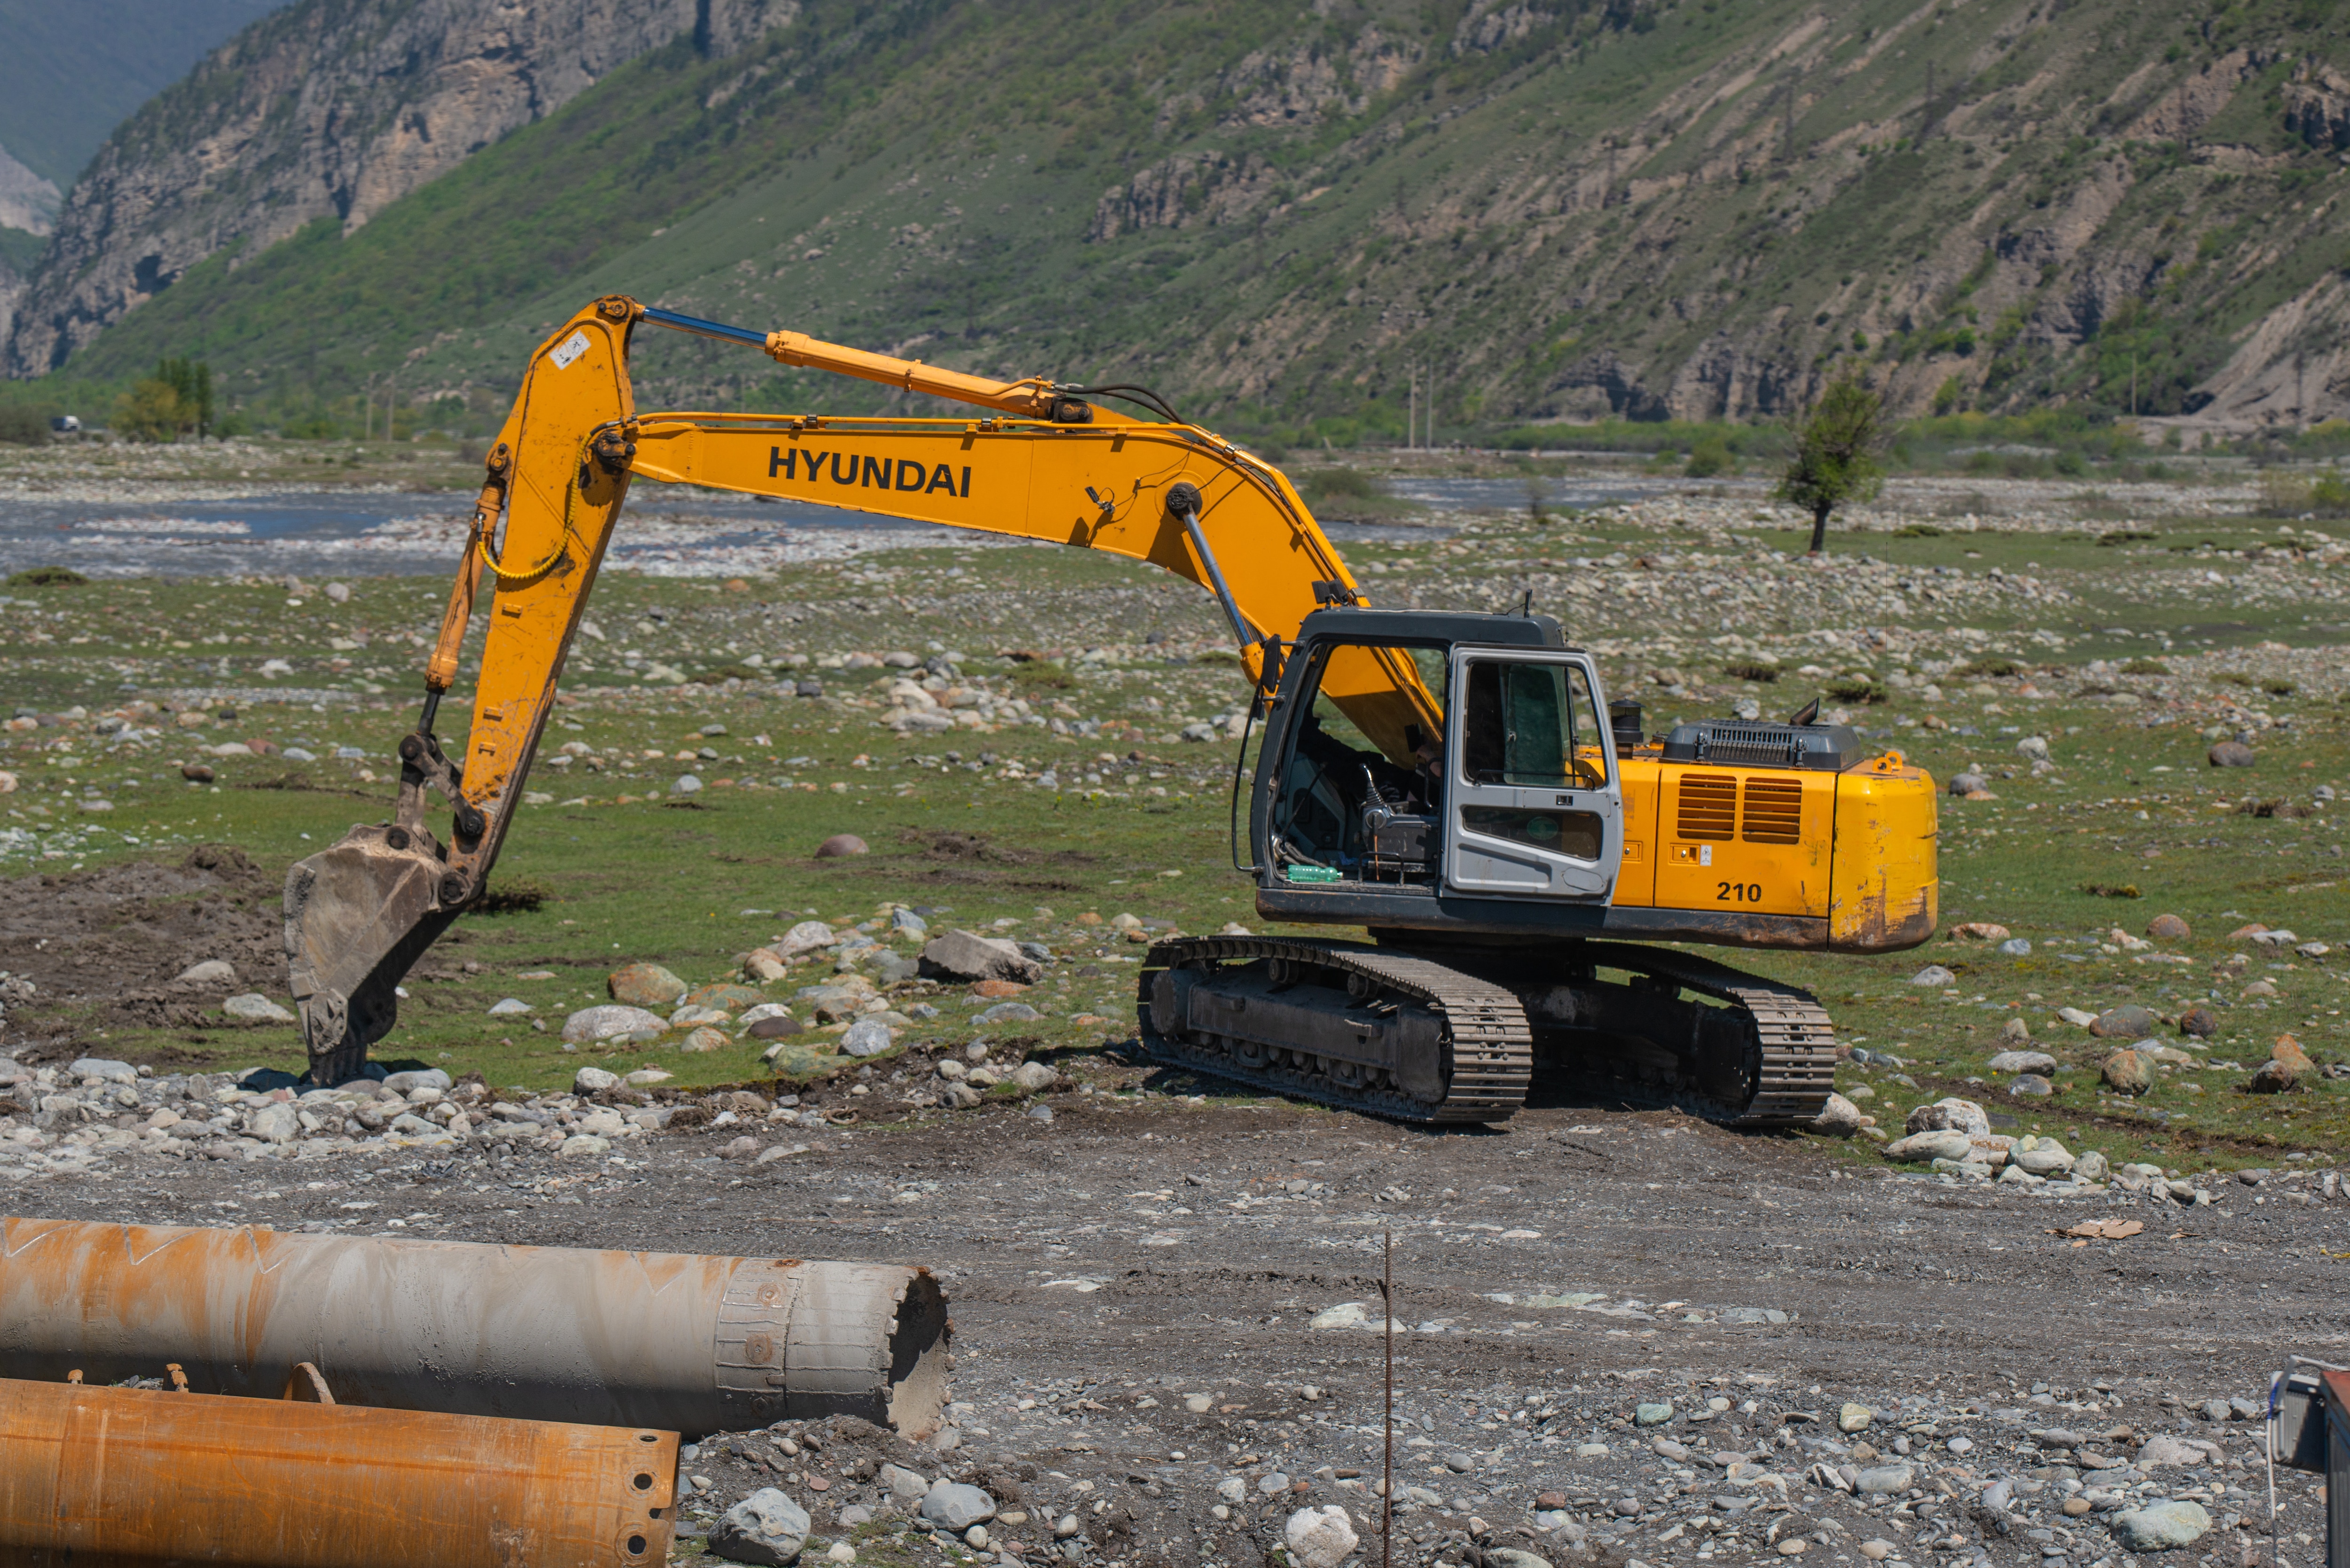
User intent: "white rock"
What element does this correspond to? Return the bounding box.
[1284,1505,1359,1568]
[561,1004,666,1043]
[710,1487,811,1565]
[68,1058,137,1084]
[222,993,296,1023]
[1883,1129,1974,1164]
[777,921,837,959]
[2112,1500,2211,1551]
[918,1482,995,1532]
[1987,1050,2057,1075]
[1909,965,1954,987]
[173,959,237,989]
[486,998,533,1016]
[1905,1097,1989,1137]
[572,1066,620,1095]
[1809,1092,1865,1137]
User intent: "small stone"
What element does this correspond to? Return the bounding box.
[1858,1542,1894,1561]
[1950,921,2011,941]
[1949,772,1987,796]
[180,762,215,783]
[2272,1035,2316,1081]
[2101,1050,2154,1096]
[777,921,837,959]
[1285,1506,1358,1568]
[222,993,296,1022]
[721,1135,761,1160]
[2148,913,2191,941]
[1909,964,1955,987]
[960,1528,986,1551]
[918,1482,996,1532]
[2247,1059,2299,1094]
[573,1066,620,1094]
[1905,1097,1989,1137]
[840,1017,895,1057]
[1997,937,2032,956]
[487,997,533,1016]
[881,1464,930,1505]
[1838,1403,1872,1433]
[1987,1050,2056,1075]
[68,1057,137,1084]
[2208,741,2256,768]
[1775,1540,1808,1557]
[1007,1061,1057,1094]
[2090,1004,2159,1038]
[173,959,237,989]
[1853,1463,1914,1496]
[2178,1005,2219,1038]
[2016,735,2050,761]
[1634,1401,1675,1427]
[1216,1477,1247,1504]
[672,774,704,796]
[2008,1073,2053,1097]
[1883,1129,1973,1163]
[975,1001,1042,1024]
[709,1487,811,1566]
[608,962,688,1007]
[2015,1141,2074,1175]
[562,1004,668,1044]
[1258,1472,1292,1494]
[1487,1552,1550,1568]
[2112,1499,2212,1551]
[828,1545,857,1564]
[1998,1015,2031,1044]
[815,834,869,858]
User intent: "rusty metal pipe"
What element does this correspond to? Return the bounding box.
[0,1218,948,1439]
[0,1376,677,1568]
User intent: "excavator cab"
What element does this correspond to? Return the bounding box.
[1253,608,1626,917]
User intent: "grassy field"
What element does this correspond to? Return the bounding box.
[4,458,2345,1175]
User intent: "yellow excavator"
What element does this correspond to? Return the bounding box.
[284,296,1938,1125]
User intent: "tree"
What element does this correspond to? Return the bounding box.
[1778,374,1889,555]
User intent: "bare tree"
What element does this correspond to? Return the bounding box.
[1778,374,1890,555]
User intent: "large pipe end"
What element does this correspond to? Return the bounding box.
[717,1262,951,1438]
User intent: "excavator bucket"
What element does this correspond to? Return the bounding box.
[284,828,461,1085]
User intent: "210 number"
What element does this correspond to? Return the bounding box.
[1716,881,1764,903]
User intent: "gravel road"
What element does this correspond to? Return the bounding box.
[12,1083,2340,1568]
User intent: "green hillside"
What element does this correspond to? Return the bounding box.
[33,0,2350,440]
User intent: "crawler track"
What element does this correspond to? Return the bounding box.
[1137,937,1532,1124]
[1139,936,1834,1129]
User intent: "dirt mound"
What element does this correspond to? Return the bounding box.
[0,847,283,1059]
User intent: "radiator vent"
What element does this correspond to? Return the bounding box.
[1676,774,1738,841]
[1740,777,1804,844]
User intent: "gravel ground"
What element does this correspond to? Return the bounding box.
[8,1078,2340,1568]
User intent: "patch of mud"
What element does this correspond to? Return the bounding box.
[0,847,282,1060]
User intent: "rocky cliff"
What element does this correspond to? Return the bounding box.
[4,0,796,376]
[16,0,2350,435]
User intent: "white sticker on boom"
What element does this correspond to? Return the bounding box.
[1699,845,1712,867]
[547,331,591,370]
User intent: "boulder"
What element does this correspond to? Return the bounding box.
[1997,937,2033,956]
[1998,1016,2032,1044]
[222,993,296,1022]
[2101,1049,2153,1096]
[2208,741,2256,768]
[382,1068,450,1093]
[1809,1092,1865,1137]
[2073,1150,2110,1183]
[1285,1506,1360,1568]
[2147,913,2191,941]
[919,1482,996,1532]
[573,1067,620,1095]
[709,1488,812,1566]
[2274,1035,2316,1080]
[841,1017,895,1057]
[776,921,837,959]
[2178,1005,2219,1038]
[1905,1097,1990,1137]
[1909,964,1955,987]
[2014,1142,2075,1176]
[562,1005,667,1044]
[2136,1435,2203,1468]
[172,959,237,989]
[1986,1051,2056,1076]
[920,930,1042,985]
[1006,1061,1058,1095]
[68,1057,137,1084]
[2016,735,2050,761]
[2112,1500,2212,1552]
[1949,772,1987,796]
[2090,1004,2159,1038]
[1949,921,2010,941]
[1884,1129,1973,1163]
[607,963,688,1008]
[881,1464,930,1505]
[680,1026,730,1053]
[815,834,869,858]
[2247,1060,2298,1093]
[2009,1074,2053,1097]
[976,1001,1042,1024]
[1853,1463,1914,1496]
[744,949,789,983]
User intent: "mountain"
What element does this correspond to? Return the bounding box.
[12,0,2350,436]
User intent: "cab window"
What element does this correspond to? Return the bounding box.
[1460,660,1607,788]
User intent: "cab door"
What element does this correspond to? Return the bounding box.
[1442,651,1621,900]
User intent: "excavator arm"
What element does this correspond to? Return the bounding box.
[283,296,1430,1082]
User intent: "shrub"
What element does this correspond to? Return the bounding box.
[0,407,48,445]
[1723,659,1780,683]
[1684,434,1734,478]
[6,566,88,587]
